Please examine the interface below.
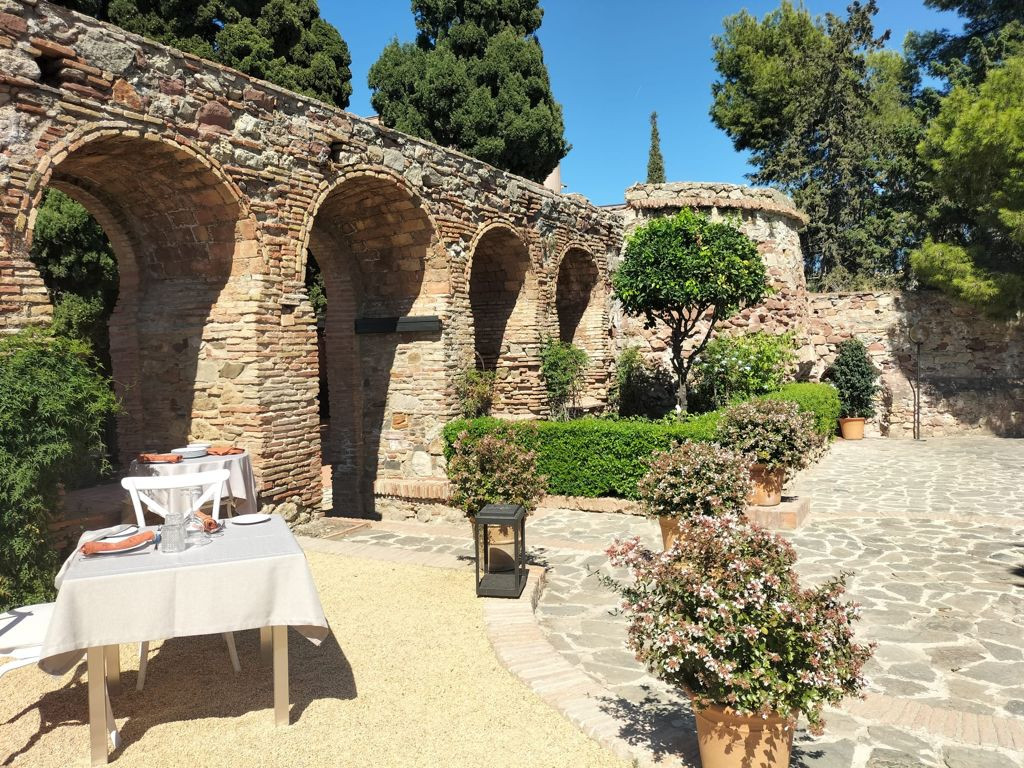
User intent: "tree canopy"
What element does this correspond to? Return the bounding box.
[58,0,352,108]
[646,111,665,184]
[710,1,930,288]
[612,209,770,412]
[368,0,569,182]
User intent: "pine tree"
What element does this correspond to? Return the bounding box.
[368,0,569,183]
[646,111,666,184]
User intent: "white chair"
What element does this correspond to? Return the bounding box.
[1,602,120,749]
[120,470,240,690]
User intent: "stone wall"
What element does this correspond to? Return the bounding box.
[806,292,1024,437]
[0,0,622,518]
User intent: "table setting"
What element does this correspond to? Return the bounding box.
[129,442,258,516]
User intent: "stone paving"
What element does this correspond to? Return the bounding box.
[325,437,1024,767]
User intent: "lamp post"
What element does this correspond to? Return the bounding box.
[474,504,528,598]
[907,323,928,440]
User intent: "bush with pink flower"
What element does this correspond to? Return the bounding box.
[447,430,546,517]
[638,440,752,521]
[602,515,873,733]
[715,399,818,471]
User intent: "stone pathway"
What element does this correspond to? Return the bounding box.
[322,437,1024,767]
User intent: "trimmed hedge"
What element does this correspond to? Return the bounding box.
[443,383,838,500]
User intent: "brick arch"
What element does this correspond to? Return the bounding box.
[467,222,542,415]
[554,245,610,403]
[305,169,448,517]
[25,130,260,465]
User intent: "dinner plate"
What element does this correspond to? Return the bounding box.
[85,538,153,556]
[102,526,139,542]
[229,513,272,525]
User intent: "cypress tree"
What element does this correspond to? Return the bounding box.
[646,111,666,184]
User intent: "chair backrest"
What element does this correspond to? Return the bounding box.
[121,469,231,526]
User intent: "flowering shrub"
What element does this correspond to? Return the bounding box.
[454,368,496,418]
[638,441,751,520]
[690,331,795,412]
[716,399,818,471]
[447,430,546,517]
[602,515,872,733]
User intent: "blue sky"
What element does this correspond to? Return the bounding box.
[320,1,962,205]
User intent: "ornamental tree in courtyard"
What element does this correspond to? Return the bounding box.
[612,209,769,413]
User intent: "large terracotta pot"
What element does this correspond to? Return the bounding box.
[748,463,785,507]
[694,703,794,768]
[469,519,516,572]
[658,516,681,549]
[839,417,865,440]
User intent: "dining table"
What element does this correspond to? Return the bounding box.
[128,450,259,516]
[39,515,330,766]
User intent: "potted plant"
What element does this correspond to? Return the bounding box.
[638,441,751,549]
[447,430,546,568]
[825,338,879,440]
[603,515,873,768]
[716,400,817,506]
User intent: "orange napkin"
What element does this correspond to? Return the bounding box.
[81,530,156,556]
[207,445,244,456]
[195,510,221,533]
[138,453,182,464]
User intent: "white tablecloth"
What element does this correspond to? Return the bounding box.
[39,516,329,675]
[129,451,258,515]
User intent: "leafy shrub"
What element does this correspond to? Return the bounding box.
[454,368,496,418]
[603,515,872,733]
[0,328,118,610]
[540,338,588,420]
[761,382,840,438]
[716,399,818,472]
[639,442,751,520]
[690,331,795,412]
[446,430,546,517]
[611,346,675,419]
[824,339,879,418]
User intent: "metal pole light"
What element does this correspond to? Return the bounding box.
[474,503,528,598]
[907,323,928,440]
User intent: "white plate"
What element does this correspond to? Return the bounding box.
[229,513,272,526]
[172,446,208,459]
[85,538,152,556]
[102,525,139,542]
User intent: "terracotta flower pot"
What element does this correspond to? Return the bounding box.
[839,417,865,440]
[694,703,794,768]
[658,516,681,550]
[748,463,785,507]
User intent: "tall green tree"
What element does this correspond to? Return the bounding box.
[710,1,930,287]
[910,54,1024,317]
[647,111,666,184]
[56,0,353,108]
[368,0,569,182]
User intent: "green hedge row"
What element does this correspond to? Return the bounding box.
[443,382,839,500]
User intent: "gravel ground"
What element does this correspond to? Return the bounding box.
[1,552,629,768]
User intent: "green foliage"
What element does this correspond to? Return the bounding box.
[762,382,841,438]
[646,111,666,184]
[368,0,568,182]
[539,338,588,420]
[0,328,118,611]
[716,398,819,472]
[611,346,675,419]
[305,253,326,324]
[446,430,545,517]
[911,55,1024,316]
[612,208,769,411]
[638,441,751,521]
[454,368,496,419]
[710,1,930,283]
[690,331,795,412]
[58,0,352,107]
[824,339,879,419]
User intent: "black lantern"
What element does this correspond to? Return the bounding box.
[474,503,528,598]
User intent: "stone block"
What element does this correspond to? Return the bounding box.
[744,496,810,530]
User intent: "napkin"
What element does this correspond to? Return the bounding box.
[81,530,155,556]
[195,510,221,533]
[138,452,182,463]
[207,445,244,456]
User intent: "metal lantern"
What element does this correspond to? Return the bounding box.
[474,503,528,598]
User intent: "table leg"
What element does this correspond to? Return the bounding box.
[87,646,109,766]
[103,644,120,694]
[259,626,272,664]
[272,625,288,726]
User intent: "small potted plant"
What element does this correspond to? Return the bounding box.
[825,338,879,440]
[638,441,751,549]
[716,400,817,506]
[447,430,546,568]
[603,515,873,768]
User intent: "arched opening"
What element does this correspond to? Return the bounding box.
[28,135,249,468]
[468,227,538,414]
[555,248,607,402]
[307,173,445,518]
